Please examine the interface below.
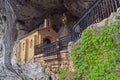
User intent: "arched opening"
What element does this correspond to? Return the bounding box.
[43,38,51,44]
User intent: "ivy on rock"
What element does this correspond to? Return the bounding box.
[71,20,120,80]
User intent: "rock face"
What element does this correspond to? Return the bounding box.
[0,57,57,80]
[19,62,57,80]
[0,41,57,80]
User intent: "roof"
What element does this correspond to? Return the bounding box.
[19,26,54,40]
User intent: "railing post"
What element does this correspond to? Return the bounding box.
[118,0,120,6]
[87,14,90,25]
[111,0,116,12]
[107,0,112,16]
[95,7,98,23]
[91,11,94,23]
[104,0,109,17]
[114,0,119,10]
[98,4,102,22]
[93,8,96,23]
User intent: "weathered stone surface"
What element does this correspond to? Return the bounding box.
[20,62,57,80]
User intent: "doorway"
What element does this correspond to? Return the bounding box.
[43,38,51,44]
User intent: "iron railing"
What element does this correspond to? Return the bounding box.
[43,41,60,57]
[35,32,81,57]
[35,43,46,55]
[59,34,72,50]
[72,0,120,32]
[35,0,120,57]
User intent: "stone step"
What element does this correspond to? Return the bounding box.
[51,65,59,68]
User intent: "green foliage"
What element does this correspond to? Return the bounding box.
[24,76,28,80]
[57,68,69,80]
[71,20,120,80]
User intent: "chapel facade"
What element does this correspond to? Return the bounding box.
[17,19,73,73]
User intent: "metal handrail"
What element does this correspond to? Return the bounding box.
[72,0,102,30]
[73,0,120,31]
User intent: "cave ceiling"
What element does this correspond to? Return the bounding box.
[1,0,96,32]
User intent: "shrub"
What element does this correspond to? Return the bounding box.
[57,68,69,80]
[71,20,120,80]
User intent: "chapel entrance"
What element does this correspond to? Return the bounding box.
[43,38,51,44]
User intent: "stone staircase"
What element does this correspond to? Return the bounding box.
[49,61,60,72]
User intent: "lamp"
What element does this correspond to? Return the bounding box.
[61,13,67,25]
